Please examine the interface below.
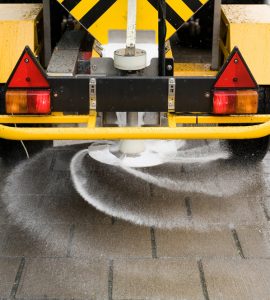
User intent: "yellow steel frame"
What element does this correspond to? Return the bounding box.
[1,113,270,141]
[221,5,270,86]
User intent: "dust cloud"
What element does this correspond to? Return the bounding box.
[0,140,266,256]
[71,140,264,229]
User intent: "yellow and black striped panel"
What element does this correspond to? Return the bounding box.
[57,0,209,44]
[148,0,209,31]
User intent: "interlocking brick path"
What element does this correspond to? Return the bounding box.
[0,144,270,300]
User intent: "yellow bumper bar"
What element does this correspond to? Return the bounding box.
[1,114,270,140]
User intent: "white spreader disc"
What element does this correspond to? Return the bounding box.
[88,140,181,168]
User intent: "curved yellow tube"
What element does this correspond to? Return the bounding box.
[1,122,270,140]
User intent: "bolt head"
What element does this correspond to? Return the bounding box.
[205,92,211,98]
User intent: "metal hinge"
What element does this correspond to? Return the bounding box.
[90,78,97,110]
[168,78,176,112]
[93,40,103,57]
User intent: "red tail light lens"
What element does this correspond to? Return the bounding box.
[213,90,258,115]
[6,90,51,114]
[213,91,236,114]
[27,90,51,114]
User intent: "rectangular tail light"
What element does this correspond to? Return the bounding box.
[213,90,236,115]
[6,90,51,114]
[213,90,258,115]
[235,90,258,114]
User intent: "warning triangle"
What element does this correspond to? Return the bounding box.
[7,47,49,89]
[215,47,257,89]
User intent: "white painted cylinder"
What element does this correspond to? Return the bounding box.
[119,140,146,155]
[114,48,147,71]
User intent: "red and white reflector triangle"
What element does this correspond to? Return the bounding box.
[215,47,257,89]
[7,47,49,89]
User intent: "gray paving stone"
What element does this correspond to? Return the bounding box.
[0,257,20,298]
[71,224,152,258]
[37,195,111,225]
[50,150,76,172]
[236,225,270,258]
[113,258,203,300]
[156,228,237,258]
[113,196,190,229]
[0,224,70,257]
[191,196,264,226]
[2,154,54,196]
[0,203,9,225]
[262,161,270,173]
[0,166,9,193]
[204,258,270,300]
[16,258,108,300]
[44,171,75,197]
[261,195,270,219]
[0,226,5,248]
[260,176,270,195]
[0,194,43,226]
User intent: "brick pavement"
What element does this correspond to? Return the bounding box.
[0,145,270,300]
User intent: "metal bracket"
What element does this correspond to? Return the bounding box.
[90,78,97,110]
[211,0,221,70]
[93,40,103,57]
[168,78,176,112]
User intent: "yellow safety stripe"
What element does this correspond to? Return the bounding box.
[70,0,99,21]
[166,0,194,22]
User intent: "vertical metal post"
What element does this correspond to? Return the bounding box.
[158,0,166,76]
[125,0,137,56]
[127,112,139,126]
[43,0,52,68]
[211,0,222,70]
